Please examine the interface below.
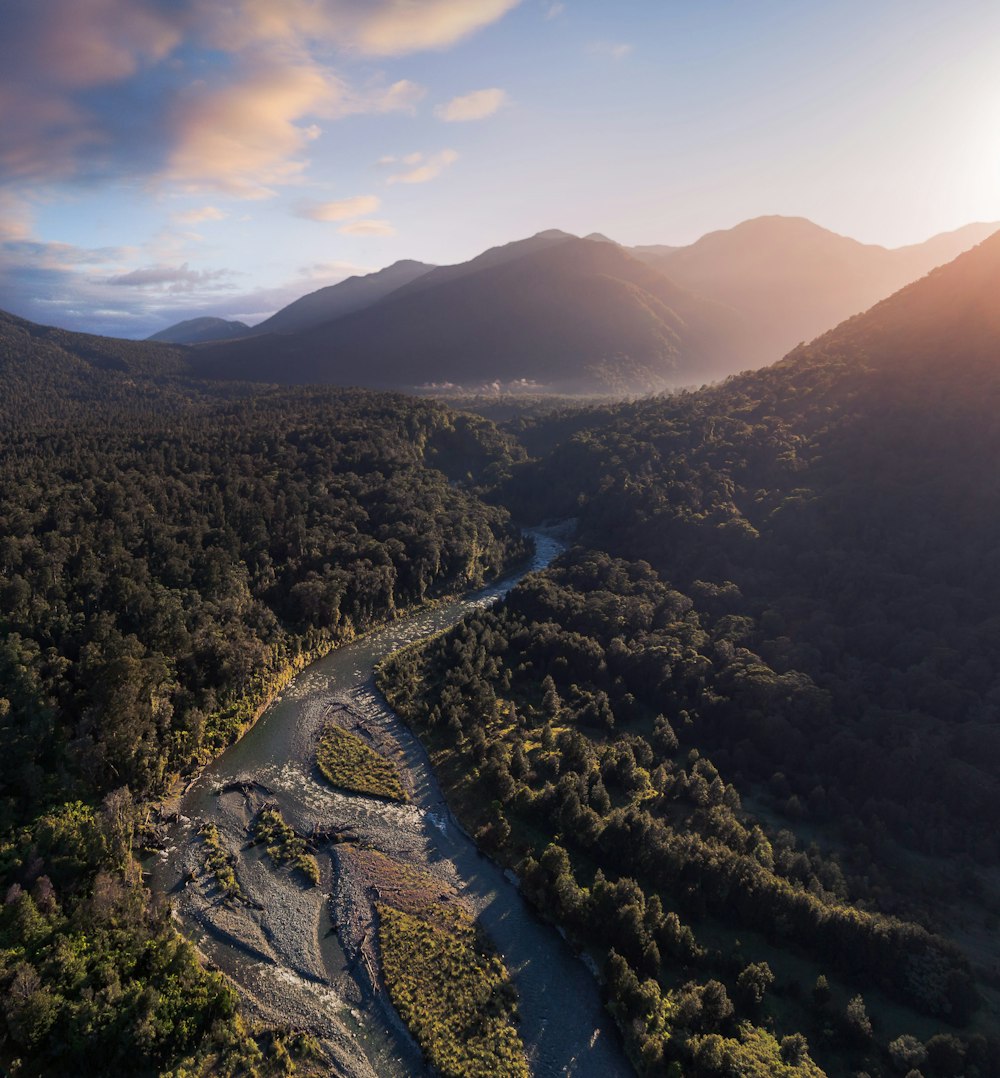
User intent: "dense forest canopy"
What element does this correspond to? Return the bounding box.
[0,370,527,1074]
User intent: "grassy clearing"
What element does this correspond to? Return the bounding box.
[316,723,408,802]
[198,822,246,903]
[251,806,320,886]
[377,902,528,1078]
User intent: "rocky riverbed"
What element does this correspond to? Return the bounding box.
[149,530,633,1078]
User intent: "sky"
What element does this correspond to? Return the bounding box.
[1,0,999,338]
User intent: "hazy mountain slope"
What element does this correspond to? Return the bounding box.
[194,235,751,394]
[385,230,575,300]
[632,215,999,365]
[507,229,1000,852]
[254,259,434,334]
[804,224,1000,372]
[492,232,1000,1049]
[148,316,250,344]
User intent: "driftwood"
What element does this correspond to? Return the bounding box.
[309,823,360,847]
[217,779,274,797]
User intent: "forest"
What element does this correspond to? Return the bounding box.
[377,240,1000,1075]
[0,358,527,1075]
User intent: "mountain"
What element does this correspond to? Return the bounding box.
[253,259,434,335]
[194,233,752,395]
[804,222,1000,373]
[377,236,1000,1071]
[631,215,999,367]
[147,316,250,344]
[494,232,1000,1049]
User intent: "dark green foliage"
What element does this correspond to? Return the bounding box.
[378,547,988,1075]
[0,799,241,1074]
[0,373,526,1072]
[0,388,524,826]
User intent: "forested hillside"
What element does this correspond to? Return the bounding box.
[0,383,526,1075]
[379,233,1000,1075]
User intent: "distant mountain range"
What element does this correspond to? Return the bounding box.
[631,215,1000,366]
[26,215,1000,396]
[192,232,750,394]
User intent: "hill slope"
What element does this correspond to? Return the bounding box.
[0,308,195,423]
[148,316,250,344]
[632,216,999,366]
[253,259,434,335]
[507,229,1000,864]
[195,235,752,395]
[375,237,1000,1074]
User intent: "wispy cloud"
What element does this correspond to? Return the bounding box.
[435,88,508,122]
[173,205,227,225]
[166,62,343,198]
[544,2,566,19]
[0,192,32,243]
[295,195,381,222]
[385,149,459,184]
[105,263,234,293]
[589,41,633,61]
[338,219,396,236]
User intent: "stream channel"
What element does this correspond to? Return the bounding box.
[149,529,633,1078]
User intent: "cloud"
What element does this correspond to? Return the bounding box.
[544,2,566,19]
[166,62,344,197]
[0,0,182,182]
[435,88,508,122]
[173,205,227,225]
[0,192,32,243]
[295,194,381,221]
[386,149,459,184]
[589,41,633,61]
[338,218,395,236]
[0,0,512,192]
[314,0,522,56]
[362,79,427,114]
[0,217,375,338]
[6,240,129,269]
[105,263,234,292]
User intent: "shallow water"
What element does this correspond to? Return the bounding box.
[151,530,633,1077]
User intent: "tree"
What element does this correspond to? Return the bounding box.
[735,961,775,1012]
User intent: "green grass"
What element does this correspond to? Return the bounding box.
[316,723,408,802]
[198,823,246,903]
[377,902,528,1078]
[251,807,320,886]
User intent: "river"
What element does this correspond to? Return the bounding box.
[149,529,633,1078]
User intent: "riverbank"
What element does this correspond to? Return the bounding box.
[149,530,632,1078]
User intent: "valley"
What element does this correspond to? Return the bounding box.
[150,530,630,1078]
[4,232,1000,1075]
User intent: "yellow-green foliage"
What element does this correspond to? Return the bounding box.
[199,823,246,903]
[252,807,320,886]
[377,903,528,1078]
[687,1024,825,1077]
[316,724,408,802]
